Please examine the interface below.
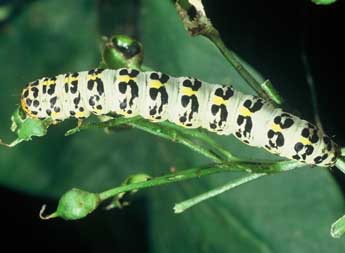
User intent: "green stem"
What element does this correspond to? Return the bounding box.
[331,214,345,238]
[98,160,304,201]
[341,148,345,157]
[158,121,240,161]
[0,138,24,147]
[175,2,283,106]
[67,116,225,162]
[173,159,304,213]
[207,33,282,105]
[127,120,223,162]
[174,173,265,213]
[65,116,142,136]
[301,41,323,131]
[335,157,345,175]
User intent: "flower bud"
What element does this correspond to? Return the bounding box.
[102,35,143,69]
[40,188,100,220]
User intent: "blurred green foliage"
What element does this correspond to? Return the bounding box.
[0,0,345,252]
[311,0,337,5]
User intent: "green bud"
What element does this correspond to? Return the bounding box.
[40,188,100,220]
[123,173,151,185]
[105,173,151,210]
[102,35,143,70]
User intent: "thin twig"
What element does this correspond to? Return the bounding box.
[158,121,240,161]
[127,120,224,162]
[174,173,265,213]
[175,2,283,106]
[98,160,304,202]
[300,33,324,132]
[66,116,234,162]
[173,158,304,212]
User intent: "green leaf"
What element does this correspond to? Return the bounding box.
[0,0,344,252]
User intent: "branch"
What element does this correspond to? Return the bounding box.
[39,160,304,220]
[175,0,283,106]
[174,173,265,213]
[99,160,301,201]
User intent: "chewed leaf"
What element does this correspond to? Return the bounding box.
[1,107,51,147]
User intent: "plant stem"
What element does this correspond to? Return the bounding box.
[341,148,345,157]
[173,159,305,213]
[331,214,345,238]
[174,173,265,213]
[207,33,282,105]
[301,39,324,132]
[98,160,304,202]
[67,116,229,162]
[335,157,345,175]
[127,119,223,162]
[175,2,283,106]
[158,121,240,161]
[65,116,142,135]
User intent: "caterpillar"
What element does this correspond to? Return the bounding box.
[20,68,340,166]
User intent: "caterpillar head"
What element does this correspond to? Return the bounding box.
[20,80,40,119]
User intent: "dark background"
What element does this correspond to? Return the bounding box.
[0,0,344,251]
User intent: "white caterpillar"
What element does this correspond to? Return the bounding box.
[20,68,340,166]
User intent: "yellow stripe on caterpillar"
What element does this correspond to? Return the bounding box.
[64,76,79,83]
[87,74,101,81]
[181,87,197,96]
[76,111,87,118]
[271,123,282,132]
[117,75,135,83]
[300,137,311,146]
[150,80,164,89]
[212,96,226,106]
[239,106,252,117]
[43,79,56,86]
[51,111,60,117]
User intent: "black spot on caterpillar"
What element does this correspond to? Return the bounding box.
[20,68,340,166]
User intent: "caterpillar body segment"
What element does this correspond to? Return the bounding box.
[20,68,340,166]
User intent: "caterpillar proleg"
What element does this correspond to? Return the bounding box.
[20,68,340,166]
